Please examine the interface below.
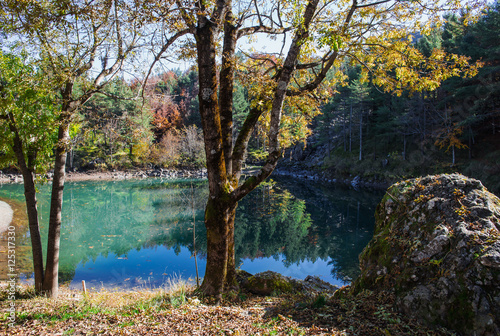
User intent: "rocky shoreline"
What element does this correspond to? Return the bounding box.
[273,166,391,191]
[1,165,391,192]
[0,168,208,184]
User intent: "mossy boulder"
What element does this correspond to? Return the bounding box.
[242,271,295,295]
[238,270,338,296]
[353,173,500,335]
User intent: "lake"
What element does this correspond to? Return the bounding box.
[0,176,383,290]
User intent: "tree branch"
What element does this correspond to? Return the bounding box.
[237,25,290,38]
[287,0,359,96]
[355,0,392,9]
[231,107,265,181]
[220,7,237,176]
[232,0,320,200]
[231,148,281,202]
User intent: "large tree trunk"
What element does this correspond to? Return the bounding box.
[195,16,230,298]
[43,121,70,298]
[7,114,44,292]
[200,198,237,298]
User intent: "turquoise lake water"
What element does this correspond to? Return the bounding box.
[0,177,382,290]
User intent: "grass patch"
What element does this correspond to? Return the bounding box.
[1,277,195,325]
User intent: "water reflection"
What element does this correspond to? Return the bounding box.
[0,177,382,289]
[273,178,382,281]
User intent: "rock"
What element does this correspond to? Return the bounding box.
[353,173,500,335]
[243,271,295,296]
[302,275,339,294]
[351,175,361,189]
[239,270,338,297]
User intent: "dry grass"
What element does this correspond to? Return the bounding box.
[0,283,456,336]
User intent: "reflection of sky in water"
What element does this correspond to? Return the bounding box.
[70,246,206,290]
[69,246,347,290]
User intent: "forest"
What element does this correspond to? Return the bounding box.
[3,2,498,193]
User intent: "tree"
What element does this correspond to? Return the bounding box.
[0,51,57,292]
[81,78,149,166]
[165,0,482,298]
[0,0,154,297]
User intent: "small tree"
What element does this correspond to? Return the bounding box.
[0,0,155,297]
[0,51,57,292]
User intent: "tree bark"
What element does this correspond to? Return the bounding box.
[7,114,44,293]
[219,9,237,177]
[195,15,231,298]
[224,205,238,291]
[359,110,363,161]
[200,198,238,298]
[43,119,70,298]
[20,168,45,292]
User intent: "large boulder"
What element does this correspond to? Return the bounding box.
[353,173,500,335]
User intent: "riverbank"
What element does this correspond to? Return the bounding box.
[1,284,455,335]
[0,166,390,193]
[0,168,208,184]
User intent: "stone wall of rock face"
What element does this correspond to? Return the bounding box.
[352,174,500,335]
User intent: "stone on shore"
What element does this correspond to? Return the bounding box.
[238,270,338,297]
[353,173,500,335]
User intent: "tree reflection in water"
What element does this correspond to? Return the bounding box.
[0,177,382,288]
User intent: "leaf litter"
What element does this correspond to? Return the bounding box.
[1,284,457,335]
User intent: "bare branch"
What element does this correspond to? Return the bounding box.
[355,0,392,9]
[139,29,190,101]
[237,25,290,38]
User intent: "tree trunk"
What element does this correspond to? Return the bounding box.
[199,198,237,298]
[451,144,456,166]
[403,134,407,161]
[7,114,44,292]
[343,104,347,152]
[349,102,352,152]
[20,167,45,293]
[219,10,237,176]
[43,121,70,298]
[359,110,363,161]
[194,0,320,298]
[69,148,74,170]
[195,16,230,298]
[224,205,238,291]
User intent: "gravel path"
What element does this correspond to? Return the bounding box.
[0,200,14,234]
